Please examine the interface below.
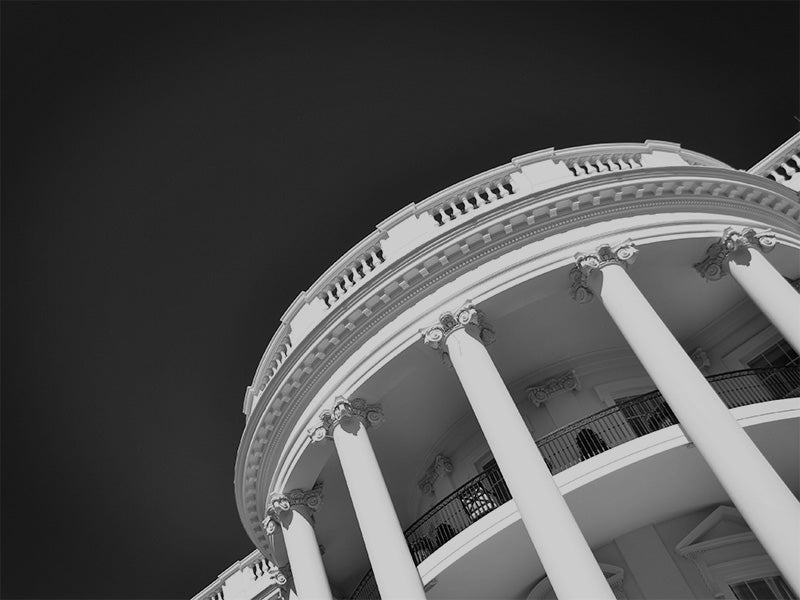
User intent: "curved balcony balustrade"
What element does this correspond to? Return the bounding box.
[349,367,800,599]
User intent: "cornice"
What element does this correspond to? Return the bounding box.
[234,165,800,555]
[245,166,800,414]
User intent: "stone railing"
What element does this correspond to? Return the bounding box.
[244,140,740,418]
[562,151,643,176]
[192,550,281,600]
[317,243,386,308]
[349,367,799,599]
[749,131,800,191]
[416,166,520,227]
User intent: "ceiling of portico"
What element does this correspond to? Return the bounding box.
[309,236,800,595]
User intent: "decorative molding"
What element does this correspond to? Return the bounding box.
[422,302,496,363]
[694,227,777,281]
[307,398,385,442]
[526,369,580,407]
[417,454,454,496]
[569,266,594,304]
[266,482,324,519]
[268,563,292,588]
[574,239,638,277]
[236,165,800,553]
[690,347,711,372]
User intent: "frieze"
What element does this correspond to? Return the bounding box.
[526,370,580,407]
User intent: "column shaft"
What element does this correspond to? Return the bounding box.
[332,419,426,600]
[281,510,333,600]
[598,263,800,593]
[445,329,616,600]
[726,248,800,353]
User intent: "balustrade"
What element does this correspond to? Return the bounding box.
[319,246,385,308]
[349,367,799,599]
[564,153,643,177]
[428,175,516,226]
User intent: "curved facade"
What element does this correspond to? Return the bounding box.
[196,134,800,600]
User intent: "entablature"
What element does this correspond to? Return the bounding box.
[235,143,800,560]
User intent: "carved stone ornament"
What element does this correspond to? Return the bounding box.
[690,348,711,372]
[418,454,454,496]
[268,563,292,587]
[262,515,279,535]
[569,266,594,304]
[574,240,638,276]
[526,369,580,407]
[267,482,324,518]
[307,398,385,442]
[422,302,496,356]
[694,227,777,281]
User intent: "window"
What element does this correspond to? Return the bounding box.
[746,339,800,399]
[746,339,798,369]
[730,575,796,600]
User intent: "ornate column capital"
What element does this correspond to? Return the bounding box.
[269,563,292,588]
[307,398,385,442]
[421,302,496,356]
[694,227,777,281]
[571,240,638,303]
[266,482,324,525]
[417,454,454,496]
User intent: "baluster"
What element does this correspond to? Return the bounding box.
[484,185,498,201]
[626,156,640,169]
[768,169,786,182]
[595,158,609,172]
[472,189,485,207]
[618,156,631,170]
[608,157,621,170]
[497,179,510,197]
[583,160,597,174]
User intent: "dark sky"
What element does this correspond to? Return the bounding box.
[1,2,798,598]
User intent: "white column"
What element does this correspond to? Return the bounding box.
[695,227,800,353]
[266,484,332,600]
[423,306,616,600]
[309,399,426,600]
[577,240,800,595]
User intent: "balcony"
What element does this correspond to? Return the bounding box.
[349,366,800,599]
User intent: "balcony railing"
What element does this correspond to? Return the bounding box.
[350,367,800,599]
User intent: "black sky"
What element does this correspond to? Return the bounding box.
[1,2,798,598]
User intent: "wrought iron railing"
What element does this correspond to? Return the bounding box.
[349,367,799,599]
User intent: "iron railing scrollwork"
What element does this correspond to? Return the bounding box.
[349,367,799,599]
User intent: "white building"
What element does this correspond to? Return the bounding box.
[194,134,800,600]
